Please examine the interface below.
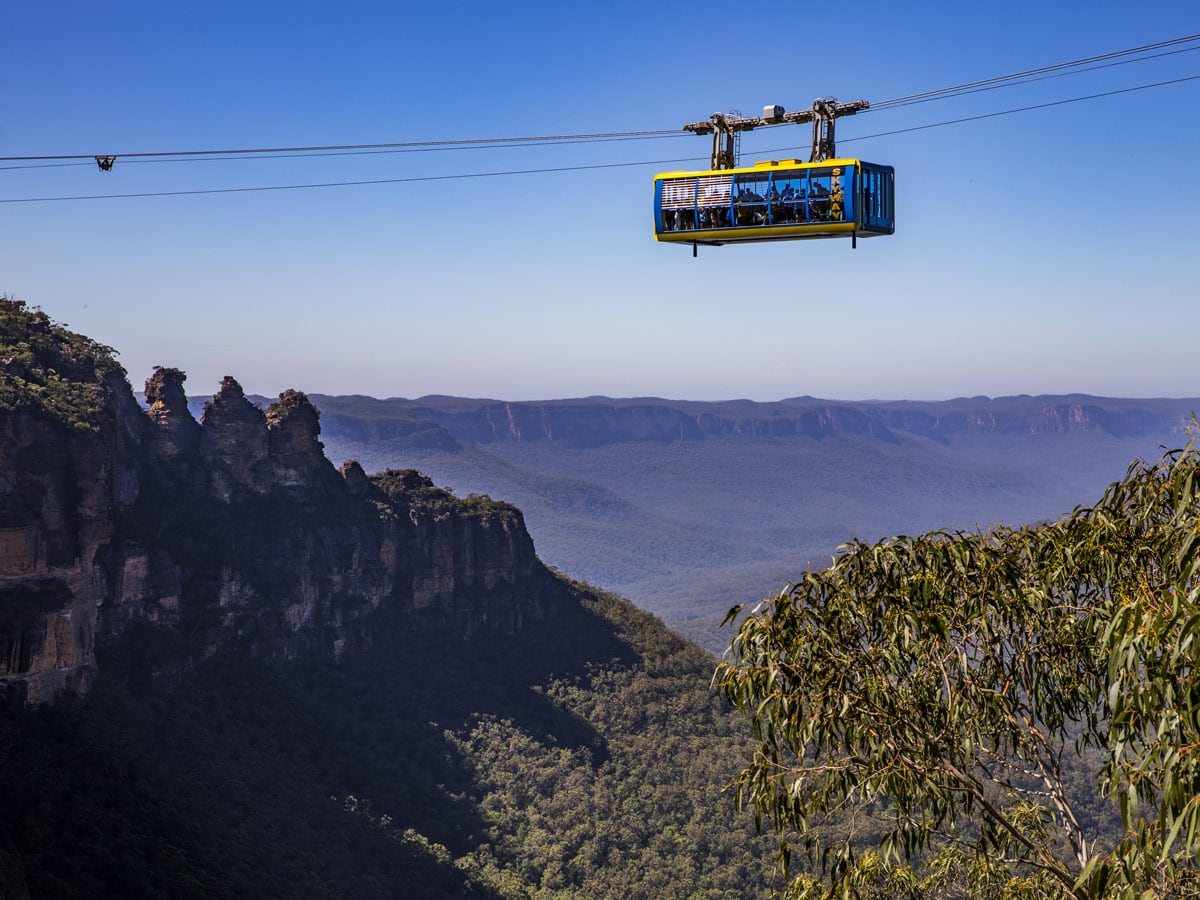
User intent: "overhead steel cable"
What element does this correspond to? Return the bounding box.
[0,132,695,172]
[2,59,1198,203]
[0,157,705,204]
[1,33,1196,169]
[0,129,683,164]
[869,44,1200,111]
[870,32,1200,109]
[0,161,93,172]
[754,73,1200,154]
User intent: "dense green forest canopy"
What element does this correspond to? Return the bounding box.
[0,578,777,899]
[717,442,1200,898]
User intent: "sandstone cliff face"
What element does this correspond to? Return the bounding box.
[0,302,561,705]
[145,366,201,460]
[198,376,275,501]
[0,354,146,702]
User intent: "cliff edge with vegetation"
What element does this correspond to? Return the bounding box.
[0,299,777,898]
[0,299,560,706]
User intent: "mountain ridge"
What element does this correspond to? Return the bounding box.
[305,391,1197,649]
[301,392,1197,451]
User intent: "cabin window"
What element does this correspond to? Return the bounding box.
[769,172,808,224]
[731,173,770,226]
[858,165,894,231]
[862,168,878,224]
[695,174,732,230]
[660,177,696,232]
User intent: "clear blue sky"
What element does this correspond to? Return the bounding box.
[3,1,1198,402]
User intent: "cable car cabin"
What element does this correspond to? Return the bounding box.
[653,158,894,248]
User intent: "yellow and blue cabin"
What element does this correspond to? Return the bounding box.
[653,158,894,247]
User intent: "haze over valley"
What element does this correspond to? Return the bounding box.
[306,393,1197,650]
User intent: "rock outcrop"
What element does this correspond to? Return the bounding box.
[198,376,274,501]
[0,301,562,706]
[144,366,201,460]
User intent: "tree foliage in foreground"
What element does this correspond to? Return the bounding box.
[716,441,1200,898]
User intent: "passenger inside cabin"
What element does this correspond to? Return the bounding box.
[735,188,766,225]
[777,184,796,222]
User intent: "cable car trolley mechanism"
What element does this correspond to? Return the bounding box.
[654,99,894,255]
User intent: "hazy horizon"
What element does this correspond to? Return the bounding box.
[180,382,1200,408]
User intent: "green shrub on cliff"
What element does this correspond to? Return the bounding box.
[0,297,120,432]
[373,467,520,522]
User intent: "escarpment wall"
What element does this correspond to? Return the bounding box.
[0,359,148,704]
[310,394,1199,450]
[1,358,562,706]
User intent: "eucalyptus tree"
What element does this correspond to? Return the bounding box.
[716,442,1200,898]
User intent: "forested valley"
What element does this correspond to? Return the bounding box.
[1,578,777,899]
